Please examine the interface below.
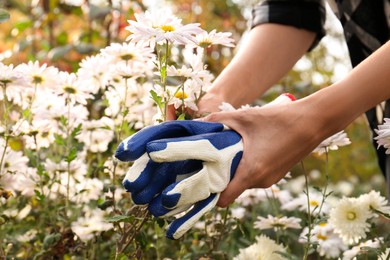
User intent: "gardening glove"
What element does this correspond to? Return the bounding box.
[115,93,295,239]
[115,120,228,205]
[145,129,243,239]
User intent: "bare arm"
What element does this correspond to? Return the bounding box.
[197,24,316,114]
[201,40,390,207]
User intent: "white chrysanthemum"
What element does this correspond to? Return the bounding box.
[0,62,27,105]
[15,61,59,91]
[101,42,155,65]
[167,80,199,111]
[32,93,89,134]
[380,248,390,259]
[313,130,351,155]
[233,235,287,260]
[167,65,194,78]
[230,207,246,219]
[329,197,372,245]
[254,215,301,231]
[16,119,56,150]
[55,71,94,105]
[358,190,390,215]
[375,118,390,154]
[0,167,38,197]
[0,145,29,174]
[16,229,38,243]
[299,222,347,259]
[76,116,115,153]
[281,189,329,215]
[125,9,204,47]
[72,178,104,203]
[342,238,382,260]
[77,54,112,93]
[71,208,113,241]
[189,29,235,48]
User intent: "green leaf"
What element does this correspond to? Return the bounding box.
[150,89,163,109]
[0,9,10,24]
[54,133,64,145]
[177,113,186,120]
[65,147,78,163]
[71,124,82,138]
[74,43,97,54]
[98,200,114,210]
[48,45,73,61]
[105,215,134,223]
[43,233,61,250]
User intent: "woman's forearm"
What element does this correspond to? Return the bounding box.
[302,40,390,140]
[198,24,316,112]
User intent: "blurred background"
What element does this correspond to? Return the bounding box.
[0,0,386,200]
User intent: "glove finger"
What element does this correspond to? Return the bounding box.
[123,153,155,194]
[115,121,225,162]
[147,130,242,162]
[130,160,202,205]
[166,193,219,240]
[161,167,210,209]
[148,194,192,217]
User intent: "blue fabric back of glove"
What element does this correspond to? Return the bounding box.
[115,121,225,162]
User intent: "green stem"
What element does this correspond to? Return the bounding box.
[317,148,329,217]
[0,84,10,178]
[302,161,312,260]
[66,99,71,208]
[162,40,169,122]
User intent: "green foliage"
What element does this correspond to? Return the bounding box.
[0,9,10,23]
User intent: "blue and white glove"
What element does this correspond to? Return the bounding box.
[115,120,228,205]
[115,93,295,239]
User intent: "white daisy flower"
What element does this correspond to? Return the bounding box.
[375,118,390,154]
[380,248,390,259]
[342,238,383,260]
[15,61,59,91]
[233,235,287,260]
[55,71,94,105]
[101,42,155,65]
[254,215,301,231]
[189,29,235,48]
[167,80,199,111]
[313,130,351,155]
[230,207,246,219]
[77,54,112,93]
[299,222,347,259]
[329,197,372,245]
[0,144,29,174]
[281,189,330,215]
[125,9,204,47]
[76,116,115,153]
[358,190,390,215]
[0,62,27,105]
[71,208,113,242]
[167,65,194,78]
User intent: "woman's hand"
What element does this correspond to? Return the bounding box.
[200,99,325,207]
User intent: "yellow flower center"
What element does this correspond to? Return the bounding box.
[346,211,357,220]
[160,25,175,32]
[120,53,134,61]
[63,86,76,94]
[175,91,188,99]
[32,75,43,84]
[319,222,327,227]
[317,234,328,241]
[199,39,212,48]
[310,200,319,207]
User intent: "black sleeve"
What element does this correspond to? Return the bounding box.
[251,0,326,51]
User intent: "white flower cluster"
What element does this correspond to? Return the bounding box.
[0,8,236,243]
[234,174,390,259]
